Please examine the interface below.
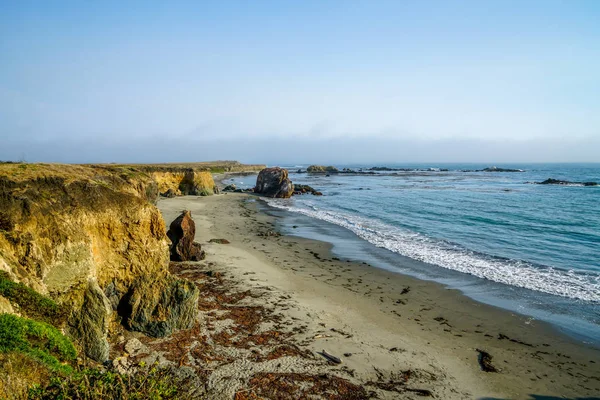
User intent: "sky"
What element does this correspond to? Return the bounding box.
[1,0,599,164]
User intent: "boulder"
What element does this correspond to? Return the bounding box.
[254,167,294,198]
[167,211,205,262]
[124,338,149,356]
[223,184,236,191]
[70,280,112,362]
[120,274,199,338]
[293,184,323,196]
[161,188,177,198]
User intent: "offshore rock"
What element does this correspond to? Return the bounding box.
[120,274,199,338]
[255,167,294,198]
[535,178,598,186]
[307,165,339,173]
[293,184,323,196]
[167,211,205,262]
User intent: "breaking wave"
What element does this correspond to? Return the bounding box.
[263,199,600,302]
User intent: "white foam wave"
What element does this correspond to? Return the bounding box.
[263,198,600,302]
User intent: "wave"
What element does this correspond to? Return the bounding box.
[262,198,600,302]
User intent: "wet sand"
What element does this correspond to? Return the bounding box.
[156,193,600,399]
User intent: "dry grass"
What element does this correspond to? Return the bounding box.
[0,352,52,400]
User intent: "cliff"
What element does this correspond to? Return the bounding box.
[0,163,198,365]
[148,168,216,196]
[94,161,266,197]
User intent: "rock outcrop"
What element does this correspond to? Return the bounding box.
[306,165,339,173]
[120,273,199,338]
[535,178,598,186]
[167,211,205,261]
[0,163,199,361]
[481,166,524,172]
[254,168,294,198]
[71,280,112,362]
[150,169,216,196]
[293,184,323,196]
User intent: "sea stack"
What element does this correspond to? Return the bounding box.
[254,167,294,198]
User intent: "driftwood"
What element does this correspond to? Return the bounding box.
[319,350,342,364]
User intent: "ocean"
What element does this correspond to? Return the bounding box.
[229,163,600,344]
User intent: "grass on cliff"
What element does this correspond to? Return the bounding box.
[28,365,187,400]
[0,314,76,373]
[0,272,66,325]
[0,313,190,399]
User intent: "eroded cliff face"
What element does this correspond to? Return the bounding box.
[0,163,198,361]
[150,169,216,197]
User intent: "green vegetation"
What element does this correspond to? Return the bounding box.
[0,314,76,373]
[28,365,186,400]
[0,272,66,325]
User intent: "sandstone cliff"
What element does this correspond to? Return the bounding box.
[0,163,198,362]
[149,168,216,196]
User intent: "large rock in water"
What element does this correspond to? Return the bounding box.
[255,167,294,198]
[167,211,205,261]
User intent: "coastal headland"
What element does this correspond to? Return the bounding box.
[0,161,598,399]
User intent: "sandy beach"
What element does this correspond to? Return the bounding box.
[149,193,600,399]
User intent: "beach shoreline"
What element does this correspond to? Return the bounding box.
[154,193,600,399]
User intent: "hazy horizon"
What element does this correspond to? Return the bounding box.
[1,1,599,164]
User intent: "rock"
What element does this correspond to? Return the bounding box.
[140,351,173,369]
[209,238,230,244]
[292,184,323,196]
[121,274,199,338]
[223,184,237,191]
[124,338,149,356]
[70,280,112,362]
[112,356,132,375]
[535,178,598,186]
[167,211,205,262]
[0,295,15,315]
[161,188,177,198]
[481,166,524,172]
[255,167,294,198]
[307,165,339,173]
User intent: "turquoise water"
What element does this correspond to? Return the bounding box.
[231,163,600,342]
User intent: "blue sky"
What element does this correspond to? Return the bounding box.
[1,1,599,163]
